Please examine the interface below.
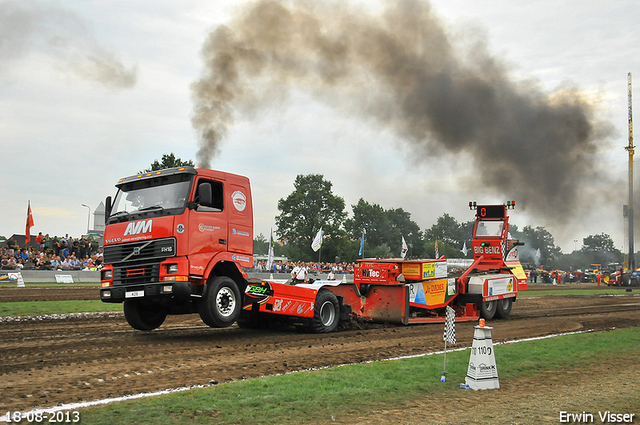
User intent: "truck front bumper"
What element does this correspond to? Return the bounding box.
[100,281,192,303]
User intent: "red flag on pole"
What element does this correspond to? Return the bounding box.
[25,201,34,244]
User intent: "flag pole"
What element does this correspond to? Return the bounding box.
[443,339,448,378]
[441,305,456,383]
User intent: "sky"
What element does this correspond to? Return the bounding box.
[1,0,639,254]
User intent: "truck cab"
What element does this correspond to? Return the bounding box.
[100,167,253,330]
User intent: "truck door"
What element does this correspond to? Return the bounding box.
[227,182,253,256]
[188,178,228,274]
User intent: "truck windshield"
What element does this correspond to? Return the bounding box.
[475,220,504,237]
[111,174,192,217]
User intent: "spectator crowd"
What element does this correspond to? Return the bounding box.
[253,260,355,277]
[1,233,102,271]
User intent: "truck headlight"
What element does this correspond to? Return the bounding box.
[167,264,179,274]
[102,270,113,280]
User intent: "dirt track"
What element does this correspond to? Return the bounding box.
[1,284,639,416]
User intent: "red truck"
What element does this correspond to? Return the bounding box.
[100,167,526,332]
[100,167,253,330]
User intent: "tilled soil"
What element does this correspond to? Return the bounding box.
[1,284,639,421]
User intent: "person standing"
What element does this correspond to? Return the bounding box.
[52,236,60,256]
[42,234,50,253]
[291,262,308,284]
[79,237,88,259]
[58,237,68,260]
[72,238,79,257]
[35,232,44,251]
[65,234,73,255]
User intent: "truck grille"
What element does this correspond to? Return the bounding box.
[104,238,176,264]
[113,262,162,286]
[104,238,176,286]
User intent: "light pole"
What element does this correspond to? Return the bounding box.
[82,204,90,234]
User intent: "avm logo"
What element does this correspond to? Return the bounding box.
[123,220,153,236]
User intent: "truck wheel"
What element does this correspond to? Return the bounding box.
[310,289,339,333]
[480,300,497,320]
[495,298,512,319]
[123,300,167,331]
[198,276,241,328]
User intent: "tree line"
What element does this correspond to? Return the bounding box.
[139,156,625,271]
[255,173,625,271]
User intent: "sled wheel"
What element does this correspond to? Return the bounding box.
[123,300,167,331]
[495,298,512,319]
[198,276,241,328]
[310,289,339,333]
[480,300,497,320]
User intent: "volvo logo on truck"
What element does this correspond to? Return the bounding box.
[123,219,153,236]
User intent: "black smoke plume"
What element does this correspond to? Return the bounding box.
[191,0,615,221]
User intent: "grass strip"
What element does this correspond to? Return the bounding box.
[0,282,98,287]
[77,327,640,424]
[520,288,636,297]
[0,300,122,316]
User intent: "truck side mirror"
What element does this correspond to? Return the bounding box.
[198,182,212,206]
[105,196,112,219]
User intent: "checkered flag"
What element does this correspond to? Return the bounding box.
[443,305,456,344]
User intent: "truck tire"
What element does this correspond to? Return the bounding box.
[480,300,497,320]
[198,276,242,328]
[310,289,339,333]
[123,300,167,331]
[495,298,512,319]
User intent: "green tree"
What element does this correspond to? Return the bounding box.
[345,200,423,258]
[518,225,562,267]
[253,233,269,256]
[344,199,389,247]
[424,213,464,245]
[579,233,622,269]
[386,208,423,257]
[424,213,468,257]
[275,174,346,261]
[140,153,195,173]
[582,233,618,253]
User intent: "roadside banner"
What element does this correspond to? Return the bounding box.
[55,275,74,284]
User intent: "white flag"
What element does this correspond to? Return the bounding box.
[311,228,323,252]
[401,236,408,258]
[266,228,275,270]
[461,241,468,256]
[535,248,541,259]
